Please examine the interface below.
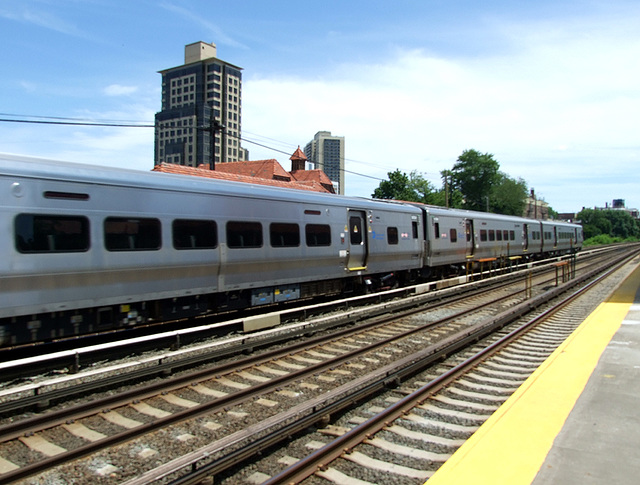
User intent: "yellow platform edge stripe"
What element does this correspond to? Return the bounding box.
[426,262,640,485]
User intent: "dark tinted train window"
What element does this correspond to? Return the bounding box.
[412,221,419,239]
[434,222,440,239]
[15,214,89,253]
[173,219,217,249]
[510,230,515,240]
[270,223,300,247]
[504,230,509,241]
[496,230,503,241]
[450,228,457,243]
[387,227,399,245]
[306,224,331,247]
[480,230,487,242]
[227,221,263,248]
[105,217,161,251]
[349,217,363,245]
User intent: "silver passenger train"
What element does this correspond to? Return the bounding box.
[0,155,582,346]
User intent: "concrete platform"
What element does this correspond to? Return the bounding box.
[427,260,640,485]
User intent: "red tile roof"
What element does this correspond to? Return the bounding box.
[152,161,334,193]
[290,146,307,161]
[214,159,292,181]
[291,168,334,188]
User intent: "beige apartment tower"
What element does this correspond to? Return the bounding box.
[154,42,248,168]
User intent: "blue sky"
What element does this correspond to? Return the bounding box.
[1,0,638,213]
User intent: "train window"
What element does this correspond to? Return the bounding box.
[412,221,419,239]
[227,221,263,248]
[173,219,217,249]
[434,222,440,239]
[349,217,363,245]
[496,230,503,241]
[15,214,89,253]
[306,224,331,247]
[510,230,515,240]
[504,230,509,240]
[270,223,300,247]
[105,218,161,251]
[450,228,457,243]
[387,227,399,245]
[488,230,495,241]
[480,230,487,242]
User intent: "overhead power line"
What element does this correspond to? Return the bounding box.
[0,117,153,128]
[0,115,385,182]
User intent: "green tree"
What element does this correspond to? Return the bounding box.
[606,210,640,239]
[450,149,500,211]
[372,169,439,204]
[439,170,464,208]
[409,171,438,204]
[577,208,613,239]
[490,173,528,216]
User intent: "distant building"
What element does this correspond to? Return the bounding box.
[152,147,335,194]
[523,189,550,219]
[595,200,639,219]
[304,131,345,195]
[558,199,639,223]
[154,41,248,168]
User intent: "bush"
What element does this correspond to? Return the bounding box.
[584,234,638,247]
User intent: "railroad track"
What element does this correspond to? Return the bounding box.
[0,247,635,484]
[251,251,640,485]
[0,250,602,413]
[0,247,613,373]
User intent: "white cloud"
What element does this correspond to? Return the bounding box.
[243,14,640,211]
[104,84,139,96]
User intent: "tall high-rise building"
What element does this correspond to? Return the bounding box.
[154,41,248,168]
[303,131,345,194]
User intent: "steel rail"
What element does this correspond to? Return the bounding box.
[0,260,561,483]
[0,252,565,416]
[149,251,640,485]
[260,250,639,485]
[0,250,630,483]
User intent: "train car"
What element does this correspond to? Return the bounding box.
[0,154,424,345]
[409,204,582,277]
[0,154,582,347]
[539,220,583,255]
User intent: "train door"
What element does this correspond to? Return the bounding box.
[465,219,475,258]
[347,210,367,270]
[523,224,529,251]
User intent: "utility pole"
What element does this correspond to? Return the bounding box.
[198,110,225,170]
